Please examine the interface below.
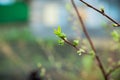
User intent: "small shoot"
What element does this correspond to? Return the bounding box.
[112,23,118,27]
[54,26,61,36]
[73,40,79,46]
[58,39,64,45]
[89,50,95,58]
[100,6,104,13]
[59,33,66,39]
[54,26,66,39]
[77,48,85,55]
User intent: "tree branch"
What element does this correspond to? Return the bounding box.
[107,64,120,77]
[62,38,79,50]
[71,0,108,80]
[79,0,120,27]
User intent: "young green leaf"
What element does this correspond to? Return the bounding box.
[54,26,66,39]
[58,39,64,45]
[59,33,66,38]
[57,26,61,33]
[54,26,61,35]
[89,50,95,58]
[73,40,79,46]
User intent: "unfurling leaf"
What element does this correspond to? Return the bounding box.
[57,26,61,33]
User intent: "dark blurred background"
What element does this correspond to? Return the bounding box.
[0,0,120,80]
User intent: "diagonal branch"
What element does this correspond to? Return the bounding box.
[71,0,108,80]
[62,38,79,50]
[79,0,120,27]
[107,64,120,77]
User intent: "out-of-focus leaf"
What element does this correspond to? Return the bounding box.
[111,30,119,42]
[73,40,79,46]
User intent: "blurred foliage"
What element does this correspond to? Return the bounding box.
[0,27,120,80]
[0,27,34,42]
[0,2,28,23]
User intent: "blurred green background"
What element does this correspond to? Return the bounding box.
[0,0,120,80]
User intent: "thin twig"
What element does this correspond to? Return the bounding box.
[107,65,120,77]
[61,38,92,55]
[62,38,79,50]
[71,0,108,80]
[79,0,120,27]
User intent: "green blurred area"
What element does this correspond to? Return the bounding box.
[0,2,28,23]
[0,27,101,80]
[0,27,120,80]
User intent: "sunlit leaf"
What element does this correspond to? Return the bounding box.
[89,50,95,58]
[57,25,61,33]
[54,26,61,35]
